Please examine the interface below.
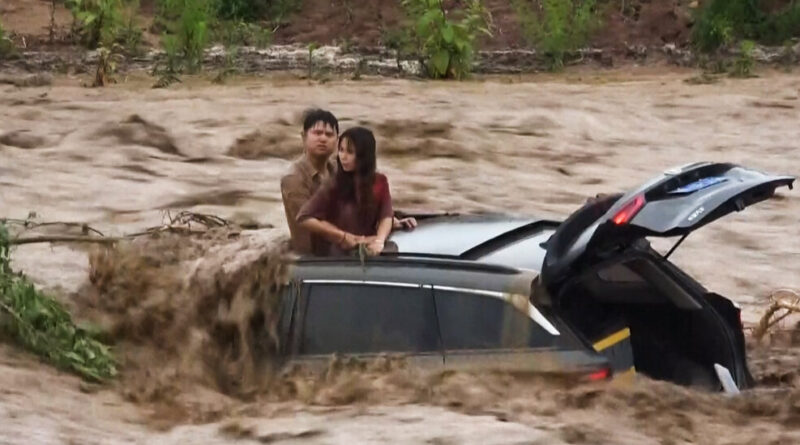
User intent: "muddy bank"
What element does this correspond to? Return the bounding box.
[2,42,800,77]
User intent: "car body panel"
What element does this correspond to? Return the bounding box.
[282,260,613,377]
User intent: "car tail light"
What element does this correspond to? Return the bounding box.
[612,195,646,225]
[586,367,611,382]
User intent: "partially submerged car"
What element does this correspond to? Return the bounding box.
[277,162,794,392]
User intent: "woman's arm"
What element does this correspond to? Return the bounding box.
[297,184,361,251]
[366,174,395,256]
[366,216,393,255]
[299,217,360,249]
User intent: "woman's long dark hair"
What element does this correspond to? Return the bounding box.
[334,127,377,222]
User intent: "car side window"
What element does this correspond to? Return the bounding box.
[434,289,556,350]
[301,284,440,355]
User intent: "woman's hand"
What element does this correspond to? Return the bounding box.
[366,238,385,256]
[393,216,417,231]
[338,232,361,250]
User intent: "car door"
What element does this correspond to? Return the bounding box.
[288,280,445,370]
[432,286,609,376]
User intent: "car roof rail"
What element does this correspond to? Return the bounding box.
[394,210,460,220]
[296,254,522,274]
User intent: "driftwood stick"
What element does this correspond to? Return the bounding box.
[3,211,234,247]
[9,236,123,246]
[753,290,800,342]
[1,219,106,237]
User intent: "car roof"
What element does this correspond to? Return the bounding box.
[387,213,559,258]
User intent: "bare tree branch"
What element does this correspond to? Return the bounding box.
[753,289,800,342]
[9,236,122,246]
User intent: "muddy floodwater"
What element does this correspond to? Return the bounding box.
[1,69,800,444]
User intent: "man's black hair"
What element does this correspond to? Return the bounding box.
[302,108,339,134]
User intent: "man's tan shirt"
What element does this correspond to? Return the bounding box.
[280,155,336,255]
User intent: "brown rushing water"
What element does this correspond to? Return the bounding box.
[1,69,799,444]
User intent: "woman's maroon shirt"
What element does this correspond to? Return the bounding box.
[297,173,393,255]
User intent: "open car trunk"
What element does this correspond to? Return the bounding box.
[539,162,794,391]
[552,246,754,389]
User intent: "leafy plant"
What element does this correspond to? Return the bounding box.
[93,43,125,86]
[307,41,319,79]
[513,0,599,71]
[692,0,800,52]
[729,39,756,78]
[691,0,750,52]
[215,20,272,48]
[152,34,183,87]
[66,0,124,48]
[117,0,144,55]
[0,22,17,59]
[212,44,238,84]
[0,223,117,382]
[399,0,493,79]
[159,0,214,73]
[381,26,416,72]
[511,0,537,45]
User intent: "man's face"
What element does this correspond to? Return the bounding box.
[302,121,337,159]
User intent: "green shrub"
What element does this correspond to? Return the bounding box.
[730,39,756,77]
[0,22,17,59]
[0,224,117,382]
[159,0,214,73]
[399,0,493,80]
[692,0,800,52]
[513,0,599,71]
[511,0,538,47]
[66,0,124,48]
[214,19,272,47]
[65,0,144,52]
[760,1,800,45]
[117,0,144,55]
[152,34,183,87]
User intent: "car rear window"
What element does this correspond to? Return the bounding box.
[301,284,440,354]
[434,289,558,350]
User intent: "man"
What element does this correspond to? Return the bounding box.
[281,108,340,256]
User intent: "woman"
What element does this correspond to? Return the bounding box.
[296,126,394,256]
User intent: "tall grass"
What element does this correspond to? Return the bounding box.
[512,0,599,71]
[159,0,214,73]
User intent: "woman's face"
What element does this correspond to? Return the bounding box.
[338,137,357,172]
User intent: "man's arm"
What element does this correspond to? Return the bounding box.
[281,174,313,253]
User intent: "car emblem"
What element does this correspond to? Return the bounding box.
[687,206,705,221]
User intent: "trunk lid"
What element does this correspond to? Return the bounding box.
[541,162,794,291]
